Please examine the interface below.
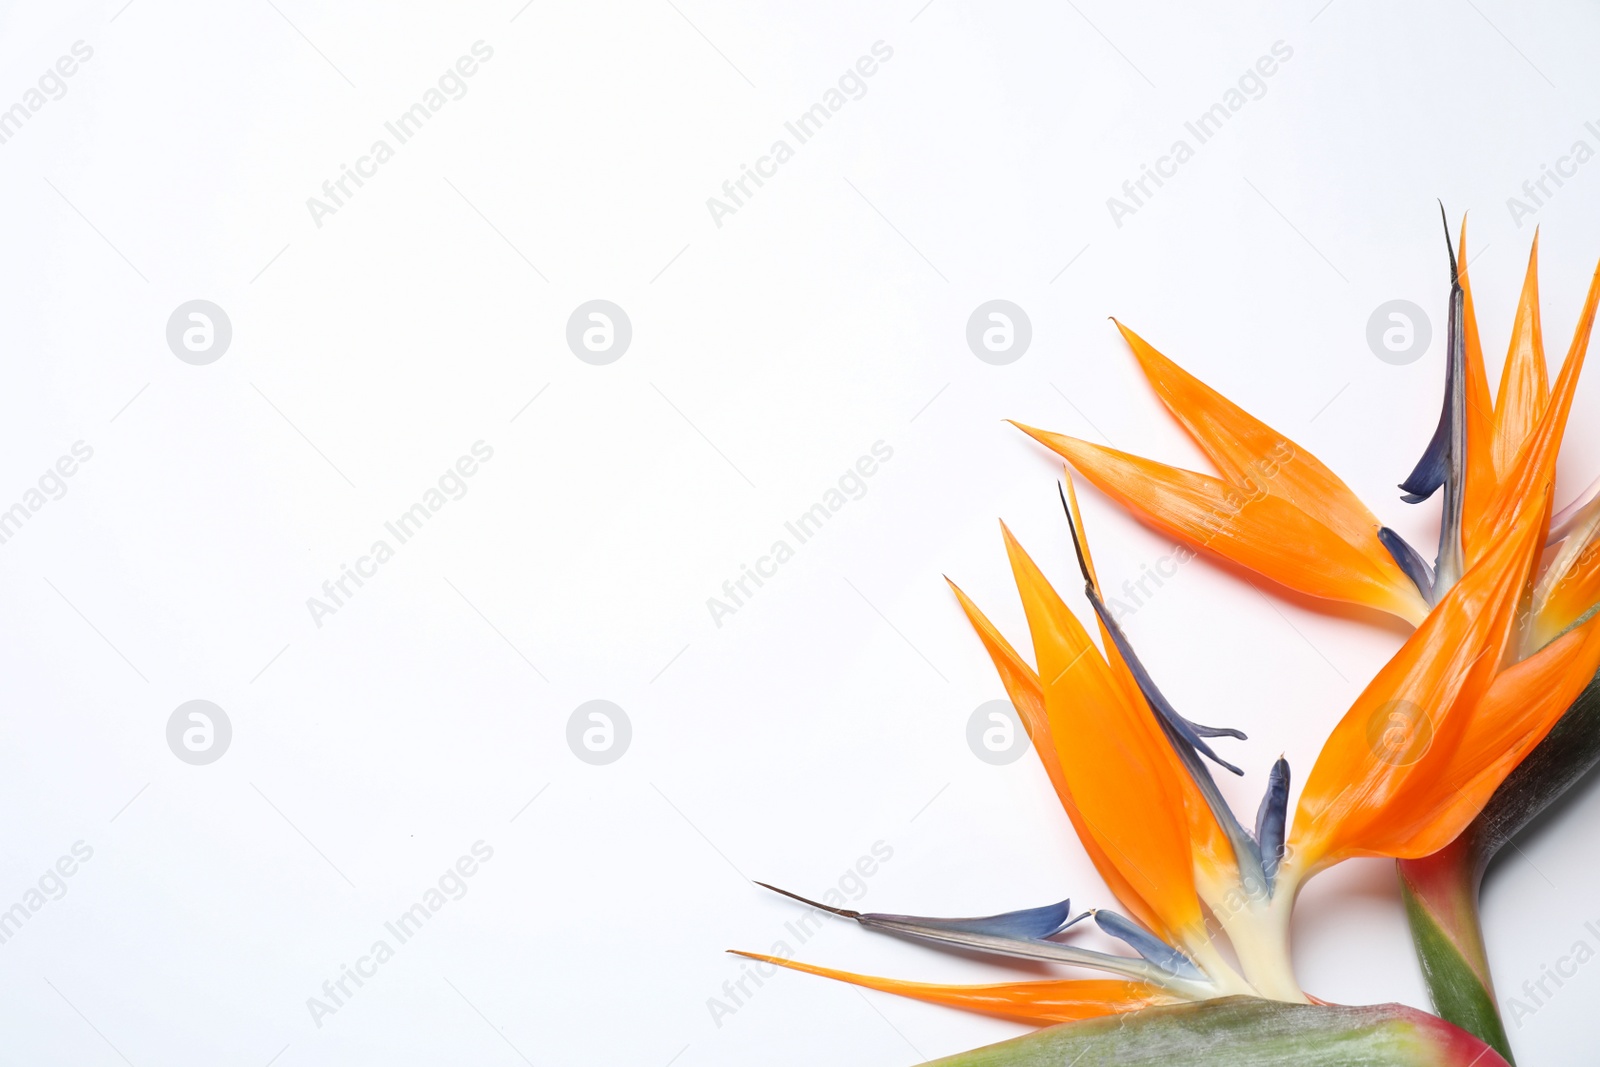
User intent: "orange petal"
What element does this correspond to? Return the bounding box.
[1112,320,1389,557]
[1013,425,1429,624]
[948,578,1174,937]
[1289,500,1545,871]
[730,952,1177,1026]
[1532,536,1600,648]
[1003,525,1202,937]
[1466,255,1600,562]
[947,578,1074,817]
[1405,618,1600,854]
[1456,216,1500,556]
[947,578,1054,762]
[1491,233,1549,479]
[1060,472,1238,902]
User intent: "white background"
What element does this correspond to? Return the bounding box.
[1,0,1599,1063]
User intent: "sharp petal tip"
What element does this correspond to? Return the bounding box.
[754,882,859,918]
[1438,201,1459,280]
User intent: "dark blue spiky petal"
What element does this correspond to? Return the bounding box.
[865,898,1077,941]
[1378,527,1435,604]
[752,884,1187,983]
[1093,910,1205,980]
[1398,204,1464,506]
[1253,757,1290,890]
[1057,484,1268,897]
[1400,204,1468,593]
[1056,488,1245,771]
[1398,407,1451,504]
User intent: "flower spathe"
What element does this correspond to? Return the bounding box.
[1013,318,1432,625]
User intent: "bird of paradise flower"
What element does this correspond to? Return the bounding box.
[738,215,1600,1066]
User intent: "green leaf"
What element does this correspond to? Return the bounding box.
[921,997,1508,1067]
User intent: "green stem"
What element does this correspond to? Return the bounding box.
[1397,838,1510,1063]
[1398,671,1600,1064]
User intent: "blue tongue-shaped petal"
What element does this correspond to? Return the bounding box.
[864,897,1078,940]
[1058,483,1267,896]
[1398,205,1463,505]
[1056,487,1246,773]
[1379,527,1435,604]
[751,884,1204,989]
[754,882,1075,939]
[1253,757,1290,889]
[1093,910,1205,981]
[1399,399,1451,504]
[1087,581,1247,776]
[1400,204,1468,592]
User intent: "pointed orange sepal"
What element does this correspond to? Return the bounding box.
[1002,525,1203,937]
[1456,216,1500,556]
[1407,618,1600,854]
[1465,255,1600,563]
[1532,541,1600,650]
[947,577,1168,938]
[1490,232,1549,479]
[1012,424,1428,624]
[730,952,1179,1026]
[1290,498,1546,871]
[1060,472,1238,899]
[1112,320,1391,556]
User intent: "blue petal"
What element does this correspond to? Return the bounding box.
[1434,285,1468,587]
[1057,487,1246,772]
[1086,582,1246,775]
[1253,757,1290,890]
[1093,910,1205,981]
[1378,527,1434,604]
[753,884,1188,984]
[1398,412,1450,504]
[1398,205,1463,506]
[1398,409,1450,503]
[1401,205,1468,592]
[866,898,1077,941]
[1059,484,1269,897]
